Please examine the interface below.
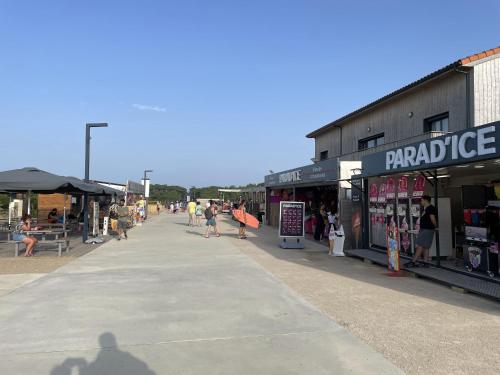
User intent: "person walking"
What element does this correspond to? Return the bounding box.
[156,201,160,215]
[406,195,437,267]
[108,202,119,234]
[195,201,203,226]
[238,199,247,239]
[137,196,145,222]
[314,204,326,241]
[116,199,129,240]
[204,200,220,238]
[13,214,38,257]
[187,199,196,226]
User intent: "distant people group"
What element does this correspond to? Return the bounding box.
[168,201,183,214]
[183,198,252,239]
[108,197,251,241]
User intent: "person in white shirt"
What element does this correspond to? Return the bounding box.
[327,210,338,256]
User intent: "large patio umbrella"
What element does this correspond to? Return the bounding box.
[0,167,95,194]
[0,167,120,229]
[0,167,93,220]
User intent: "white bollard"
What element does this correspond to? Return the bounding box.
[103,217,109,236]
[332,225,346,257]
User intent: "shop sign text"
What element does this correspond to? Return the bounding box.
[385,126,496,170]
[279,170,302,184]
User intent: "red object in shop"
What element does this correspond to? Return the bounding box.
[305,218,313,234]
[386,177,395,198]
[463,209,472,225]
[378,183,387,202]
[369,183,378,202]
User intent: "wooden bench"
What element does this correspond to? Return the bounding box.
[10,240,68,257]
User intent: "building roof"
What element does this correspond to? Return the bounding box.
[306,46,500,138]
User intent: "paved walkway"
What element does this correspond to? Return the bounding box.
[0,213,401,375]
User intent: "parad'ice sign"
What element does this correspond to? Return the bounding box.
[279,170,302,184]
[385,125,497,171]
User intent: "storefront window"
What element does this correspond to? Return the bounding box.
[358,133,384,151]
[424,113,449,132]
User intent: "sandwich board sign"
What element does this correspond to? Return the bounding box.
[279,201,305,249]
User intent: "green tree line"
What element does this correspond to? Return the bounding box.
[148,183,262,203]
[148,185,187,203]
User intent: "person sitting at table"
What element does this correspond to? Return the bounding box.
[12,214,38,257]
[48,208,59,223]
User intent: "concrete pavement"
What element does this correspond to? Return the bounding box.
[0,273,46,297]
[0,213,402,374]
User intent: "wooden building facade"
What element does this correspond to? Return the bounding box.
[305,47,500,250]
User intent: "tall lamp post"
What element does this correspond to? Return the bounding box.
[83,123,108,242]
[143,169,153,220]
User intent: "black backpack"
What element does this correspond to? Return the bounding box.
[205,207,213,220]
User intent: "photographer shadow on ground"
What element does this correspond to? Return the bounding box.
[50,332,156,375]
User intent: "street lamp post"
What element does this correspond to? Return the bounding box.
[143,169,153,220]
[83,123,108,242]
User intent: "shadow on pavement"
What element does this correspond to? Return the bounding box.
[185,230,206,237]
[50,332,156,375]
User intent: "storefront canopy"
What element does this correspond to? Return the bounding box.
[361,121,500,178]
[0,167,119,195]
[65,176,124,196]
[264,159,338,188]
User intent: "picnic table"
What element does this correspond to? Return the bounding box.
[7,229,71,257]
[0,221,13,230]
[25,229,69,240]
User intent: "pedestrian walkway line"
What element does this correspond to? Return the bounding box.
[2,328,342,357]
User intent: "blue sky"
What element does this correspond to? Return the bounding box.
[0,0,499,187]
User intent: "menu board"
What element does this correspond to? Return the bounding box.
[412,175,426,198]
[279,201,305,237]
[378,183,387,203]
[397,176,408,198]
[351,178,362,202]
[369,183,378,203]
[386,177,395,199]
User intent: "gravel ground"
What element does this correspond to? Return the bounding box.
[217,216,500,375]
[0,233,116,274]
